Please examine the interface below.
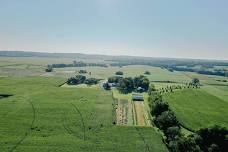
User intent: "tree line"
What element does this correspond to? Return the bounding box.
[148,84,228,152]
[164,66,228,77]
[67,75,100,85]
[157,78,200,94]
[48,61,108,68]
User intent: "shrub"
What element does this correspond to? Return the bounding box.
[117,77,134,93]
[45,66,53,72]
[133,75,149,90]
[197,125,228,152]
[192,78,200,86]
[148,84,156,93]
[144,71,151,75]
[154,110,179,131]
[115,71,124,75]
[79,70,87,74]
[67,75,86,85]
[165,126,181,142]
[84,78,99,85]
[103,82,111,90]
[151,100,169,117]
[108,76,123,83]
[168,136,202,152]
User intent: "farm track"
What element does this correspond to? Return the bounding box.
[9,100,36,152]
[134,102,146,126]
[62,111,76,136]
[71,103,86,141]
[135,127,151,152]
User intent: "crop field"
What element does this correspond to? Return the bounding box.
[1,55,228,151]
[163,89,228,131]
[112,89,151,127]
[0,76,167,152]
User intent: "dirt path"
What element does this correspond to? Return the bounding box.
[134,102,146,126]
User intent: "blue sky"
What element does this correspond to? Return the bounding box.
[0,0,227,59]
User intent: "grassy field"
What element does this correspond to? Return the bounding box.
[201,85,228,103]
[54,65,191,82]
[163,89,228,131]
[1,56,228,151]
[0,77,167,152]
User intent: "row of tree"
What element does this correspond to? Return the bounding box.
[148,85,228,152]
[165,66,228,77]
[67,75,99,85]
[157,78,200,94]
[48,61,108,68]
[107,75,150,93]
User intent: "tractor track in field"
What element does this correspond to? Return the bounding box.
[9,100,36,152]
[135,127,151,152]
[71,103,86,141]
[62,111,76,136]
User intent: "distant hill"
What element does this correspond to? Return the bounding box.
[0,50,228,66]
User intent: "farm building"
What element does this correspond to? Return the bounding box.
[132,94,144,101]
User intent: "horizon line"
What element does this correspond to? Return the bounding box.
[0,50,228,62]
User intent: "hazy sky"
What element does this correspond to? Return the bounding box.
[0,0,227,59]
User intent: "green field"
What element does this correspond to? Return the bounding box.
[1,56,228,151]
[163,89,228,131]
[54,65,191,82]
[202,85,228,103]
[0,77,167,152]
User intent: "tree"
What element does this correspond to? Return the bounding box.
[108,76,122,83]
[45,66,53,72]
[208,144,220,152]
[144,71,151,75]
[103,82,111,90]
[141,77,150,90]
[84,78,99,85]
[197,125,228,152]
[166,126,181,142]
[79,69,87,74]
[117,77,134,93]
[133,75,149,91]
[115,71,124,75]
[154,110,179,131]
[67,75,86,85]
[151,100,169,117]
[148,91,162,103]
[192,78,200,86]
[169,136,202,152]
[148,84,156,94]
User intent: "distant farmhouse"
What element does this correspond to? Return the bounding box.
[132,94,144,101]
